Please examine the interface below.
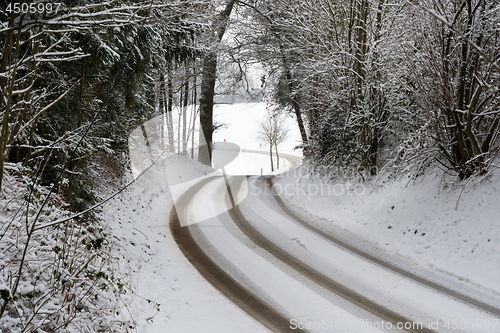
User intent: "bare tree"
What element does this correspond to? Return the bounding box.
[257,109,288,171]
[406,0,500,179]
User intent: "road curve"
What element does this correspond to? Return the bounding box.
[171,171,500,333]
[226,177,433,333]
[212,146,303,175]
[170,176,442,333]
[265,177,500,317]
[241,150,304,172]
[169,177,297,332]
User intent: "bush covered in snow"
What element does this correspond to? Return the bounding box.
[0,164,133,333]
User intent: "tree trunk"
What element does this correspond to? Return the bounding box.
[167,67,175,151]
[191,64,197,159]
[0,15,20,192]
[292,97,308,148]
[275,144,280,169]
[198,0,236,165]
[282,56,308,148]
[177,102,181,153]
[269,144,274,172]
[159,74,166,148]
[182,66,189,154]
[198,53,217,165]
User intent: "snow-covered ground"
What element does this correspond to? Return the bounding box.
[141,169,499,333]
[105,102,306,331]
[274,168,500,304]
[103,161,267,332]
[185,176,388,333]
[105,102,500,332]
[107,103,304,331]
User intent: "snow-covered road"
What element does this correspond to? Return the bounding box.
[170,174,500,332]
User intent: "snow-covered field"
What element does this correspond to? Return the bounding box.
[213,102,302,154]
[213,102,302,176]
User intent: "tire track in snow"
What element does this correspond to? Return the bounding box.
[264,177,500,318]
[170,177,298,333]
[225,177,434,333]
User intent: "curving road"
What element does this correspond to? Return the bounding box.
[241,150,304,171]
[170,171,500,332]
